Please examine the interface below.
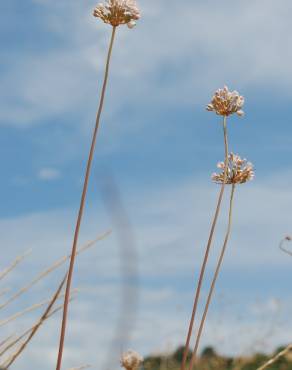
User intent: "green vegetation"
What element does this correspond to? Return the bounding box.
[143,345,292,370]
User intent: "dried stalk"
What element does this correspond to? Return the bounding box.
[257,344,292,370]
[0,250,32,281]
[0,288,77,328]
[0,336,15,352]
[180,116,229,370]
[0,232,110,311]
[1,275,68,368]
[0,300,70,358]
[56,26,117,370]
[188,184,236,370]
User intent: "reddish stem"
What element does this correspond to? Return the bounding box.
[55,26,117,370]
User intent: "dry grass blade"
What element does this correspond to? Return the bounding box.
[0,250,32,281]
[0,300,70,357]
[0,336,15,351]
[256,344,292,370]
[0,289,10,299]
[0,274,68,368]
[0,231,110,311]
[0,288,77,328]
[68,365,91,370]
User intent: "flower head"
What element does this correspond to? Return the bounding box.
[206,86,244,117]
[121,350,143,370]
[93,0,140,28]
[212,153,254,184]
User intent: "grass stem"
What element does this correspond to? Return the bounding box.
[188,184,236,370]
[256,344,292,370]
[2,275,67,368]
[55,26,117,370]
[180,116,229,370]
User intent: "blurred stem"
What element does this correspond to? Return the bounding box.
[257,343,292,370]
[55,26,117,370]
[279,237,292,256]
[188,184,236,370]
[180,116,229,370]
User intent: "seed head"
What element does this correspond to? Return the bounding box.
[212,153,254,184]
[206,86,244,117]
[121,350,143,370]
[93,0,140,28]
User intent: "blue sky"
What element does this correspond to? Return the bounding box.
[1,0,292,369]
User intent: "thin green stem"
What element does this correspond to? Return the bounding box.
[188,184,236,370]
[180,116,229,370]
[55,26,117,370]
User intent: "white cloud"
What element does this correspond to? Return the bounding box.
[38,167,61,181]
[1,171,292,369]
[1,0,292,127]
[2,2,292,367]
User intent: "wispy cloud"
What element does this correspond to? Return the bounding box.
[1,0,292,127]
[38,168,61,181]
[1,170,292,368]
[1,1,292,368]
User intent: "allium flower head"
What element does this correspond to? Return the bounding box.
[121,350,143,370]
[93,0,140,28]
[212,153,254,184]
[206,86,244,117]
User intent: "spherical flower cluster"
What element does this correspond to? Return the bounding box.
[206,86,244,117]
[212,153,254,185]
[93,0,140,28]
[121,350,143,370]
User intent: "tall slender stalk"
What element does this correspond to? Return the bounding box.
[188,184,236,370]
[180,116,229,370]
[55,26,117,370]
